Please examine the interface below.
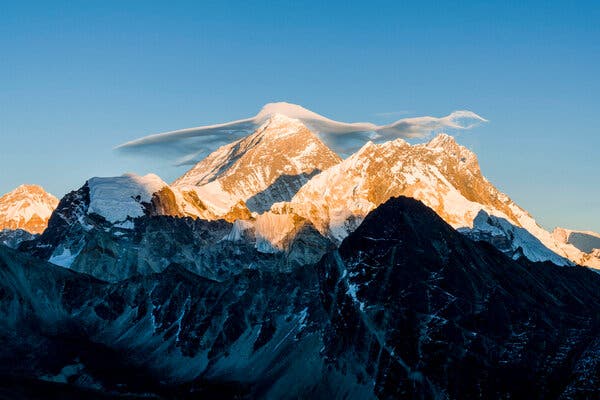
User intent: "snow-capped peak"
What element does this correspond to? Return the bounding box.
[87,173,168,223]
[0,184,59,233]
[271,135,597,268]
[551,227,600,268]
[172,116,342,215]
[426,133,459,149]
[254,113,310,140]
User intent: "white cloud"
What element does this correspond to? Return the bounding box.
[116,102,487,163]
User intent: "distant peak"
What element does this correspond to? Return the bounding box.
[2,184,56,199]
[255,113,313,140]
[15,183,45,191]
[264,112,304,126]
[0,183,59,234]
[426,133,458,148]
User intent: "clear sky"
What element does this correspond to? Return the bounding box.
[1,1,599,232]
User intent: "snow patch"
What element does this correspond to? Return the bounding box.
[87,173,167,223]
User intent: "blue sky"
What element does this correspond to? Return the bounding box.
[1,1,599,231]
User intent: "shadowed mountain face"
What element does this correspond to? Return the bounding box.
[459,209,565,263]
[554,228,600,254]
[245,170,322,213]
[318,197,600,399]
[567,232,600,253]
[1,197,599,399]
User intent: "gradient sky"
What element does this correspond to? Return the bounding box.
[1,1,599,232]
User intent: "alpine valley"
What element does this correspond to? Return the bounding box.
[1,104,599,399]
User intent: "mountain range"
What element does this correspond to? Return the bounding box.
[3,111,598,271]
[0,104,599,398]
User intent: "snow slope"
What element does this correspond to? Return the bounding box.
[272,134,596,268]
[87,173,168,223]
[0,184,59,233]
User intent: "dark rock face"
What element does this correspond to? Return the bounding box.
[318,197,600,399]
[17,185,85,259]
[2,196,599,399]
[0,244,329,398]
[0,228,36,248]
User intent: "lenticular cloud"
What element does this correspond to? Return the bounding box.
[116,102,487,164]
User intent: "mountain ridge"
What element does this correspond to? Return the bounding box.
[267,130,597,268]
[5,113,598,270]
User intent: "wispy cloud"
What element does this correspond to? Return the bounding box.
[116,102,487,164]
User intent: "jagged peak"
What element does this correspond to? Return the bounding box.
[254,113,315,141]
[2,184,55,198]
[352,137,409,156]
[425,133,459,149]
[0,183,59,234]
[423,133,479,167]
[354,140,376,154]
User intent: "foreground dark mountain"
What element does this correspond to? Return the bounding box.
[319,197,600,398]
[1,197,599,398]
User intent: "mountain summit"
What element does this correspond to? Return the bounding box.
[0,184,58,233]
[173,114,341,214]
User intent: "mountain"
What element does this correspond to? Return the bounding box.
[272,134,596,268]
[2,197,599,398]
[173,113,342,215]
[317,196,600,399]
[122,114,596,269]
[19,172,332,282]
[0,184,58,233]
